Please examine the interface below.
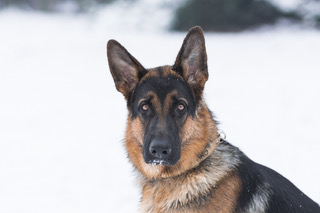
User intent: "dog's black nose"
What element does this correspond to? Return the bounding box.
[143,134,180,166]
[149,139,172,160]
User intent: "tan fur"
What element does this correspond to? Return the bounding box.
[125,96,243,212]
[205,172,242,213]
[141,68,160,80]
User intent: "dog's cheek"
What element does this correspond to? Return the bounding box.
[178,108,217,164]
[125,116,147,173]
[178,117,206,168]
[179,117,202,144]
[127,117,144,145]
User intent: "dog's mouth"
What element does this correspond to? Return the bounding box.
[148,159,170,166]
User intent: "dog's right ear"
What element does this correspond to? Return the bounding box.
[107,40,146,100]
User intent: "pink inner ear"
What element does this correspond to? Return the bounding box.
[118,62,137,80]
[188,52,199,73]
[183,49,201,82]
[116,62,138,93]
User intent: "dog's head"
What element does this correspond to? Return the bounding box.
[107,27,219,179]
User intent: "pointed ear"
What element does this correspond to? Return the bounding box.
[107,40,146,100]
[173,26,208,93]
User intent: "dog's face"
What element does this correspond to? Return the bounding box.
[107,27,219,179]
[132,67,196,166]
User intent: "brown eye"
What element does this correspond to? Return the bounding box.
[141,104,149,111]
[177,104,185,111]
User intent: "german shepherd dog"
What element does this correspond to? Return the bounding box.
[107,26,320,213]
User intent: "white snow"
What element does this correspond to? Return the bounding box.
[0,7,320,213]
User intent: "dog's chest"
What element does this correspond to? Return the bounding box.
[138,144,243,213]
[139,171,240,213]
[139,178,204,213]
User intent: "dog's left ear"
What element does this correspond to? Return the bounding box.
[173,26,208,95]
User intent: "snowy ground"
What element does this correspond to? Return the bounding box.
[0,8,320,213]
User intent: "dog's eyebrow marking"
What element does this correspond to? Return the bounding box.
[177,98,188,105]
[138,96,153,106]
[138,91,155,104]
[138,91,161,112]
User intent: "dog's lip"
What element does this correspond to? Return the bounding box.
[148,159,170,165]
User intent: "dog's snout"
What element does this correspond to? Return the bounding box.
[149,139,172,159]
[143,131,180,166]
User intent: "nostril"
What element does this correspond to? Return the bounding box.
[149,139,172,159]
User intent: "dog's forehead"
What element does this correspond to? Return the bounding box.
[133,67,193,104]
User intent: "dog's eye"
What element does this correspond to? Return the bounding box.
[177,104,185,111]
[141,104,149,111]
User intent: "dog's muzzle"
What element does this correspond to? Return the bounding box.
[143,135,180,166]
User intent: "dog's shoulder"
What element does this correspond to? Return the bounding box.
[229,141,320,213]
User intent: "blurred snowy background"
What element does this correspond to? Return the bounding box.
[0,0,320,212]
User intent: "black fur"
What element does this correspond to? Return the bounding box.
[225,139,320,212]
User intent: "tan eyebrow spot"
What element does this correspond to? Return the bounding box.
[178,98,188,104]
[138,91,161,112]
